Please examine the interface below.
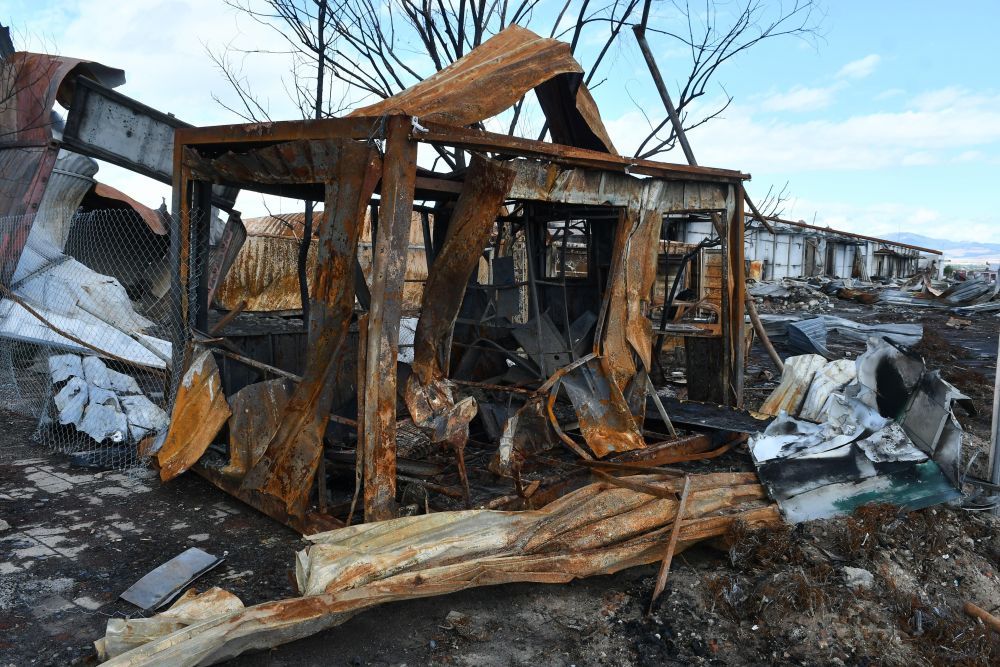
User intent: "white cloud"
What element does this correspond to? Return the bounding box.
[780,198,999,246]
[875,87,905,101]
[836,54,880,79]
[759,84,842,112]
[606,86,1000,172]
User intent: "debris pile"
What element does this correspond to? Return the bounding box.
[750,338,974,522]
[95,472,781,665]
[749,279,833,313]
[48,353,168,445]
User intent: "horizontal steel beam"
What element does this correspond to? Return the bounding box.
[63,77,238,210]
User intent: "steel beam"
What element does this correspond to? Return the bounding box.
[63,77,238,210]
[361,116,417,522]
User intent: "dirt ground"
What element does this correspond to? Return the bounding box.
[2,301,999,666]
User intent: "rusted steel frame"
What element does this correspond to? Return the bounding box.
[362,116,418,522]
[717,205,732,404]
[173,116,384,148]
[410,155,515,385]
[191,181,213,332]
[192,462,342,535]
[414,176,464,197]
[240,143,382,516]
[650,474,692,610]
[727,187,746,406]
[414,120,748,183]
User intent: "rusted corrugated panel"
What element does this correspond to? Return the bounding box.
[215,234,317,313]
[89,182,166,235]
[0,52,124,282]
[95,473,781,665]
[759,353,828,417]
[216,210,430,313]
[349,25,615,153]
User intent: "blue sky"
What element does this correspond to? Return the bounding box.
[6,1,998,244]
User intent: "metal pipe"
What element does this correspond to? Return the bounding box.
[746,292,784,374]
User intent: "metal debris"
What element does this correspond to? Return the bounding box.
[119,548,225,612]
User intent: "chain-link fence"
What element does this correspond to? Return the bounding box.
[0,206,198,470]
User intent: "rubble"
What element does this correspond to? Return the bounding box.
[95,472,780,665]
[0,14,998,667]
[749,338,974,522]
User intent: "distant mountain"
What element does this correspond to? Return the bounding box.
[884,232,1000,263]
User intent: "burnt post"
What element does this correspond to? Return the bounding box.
[361,115,417,521]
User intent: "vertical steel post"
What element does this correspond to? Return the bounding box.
[362,116,417,522]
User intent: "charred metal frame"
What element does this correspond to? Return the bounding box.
[171,114,749,531]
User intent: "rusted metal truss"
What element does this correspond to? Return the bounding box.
[157,25,749,533]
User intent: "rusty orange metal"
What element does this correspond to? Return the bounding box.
[349,25,614,153]
[156,346,231,482]
[0,52,124,282]
[239,141,382,516]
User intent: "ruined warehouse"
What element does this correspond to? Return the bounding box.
[164,25,752,530]
[673,213,942,281]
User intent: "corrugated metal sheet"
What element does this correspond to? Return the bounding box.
[0,51,124,282]
[350,25,615,153]
[216,211,431,313]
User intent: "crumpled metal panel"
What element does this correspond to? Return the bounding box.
[601,190,664,392]
[223,378,295,479]
[559,356,646,457]
[155,347,231,482]
[240,142,382,516]
[89,182,166,235]
[349,25,615,153]
[94,473,780,665]
[0,52,124,281]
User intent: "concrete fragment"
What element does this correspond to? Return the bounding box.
[843,566,874,590]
